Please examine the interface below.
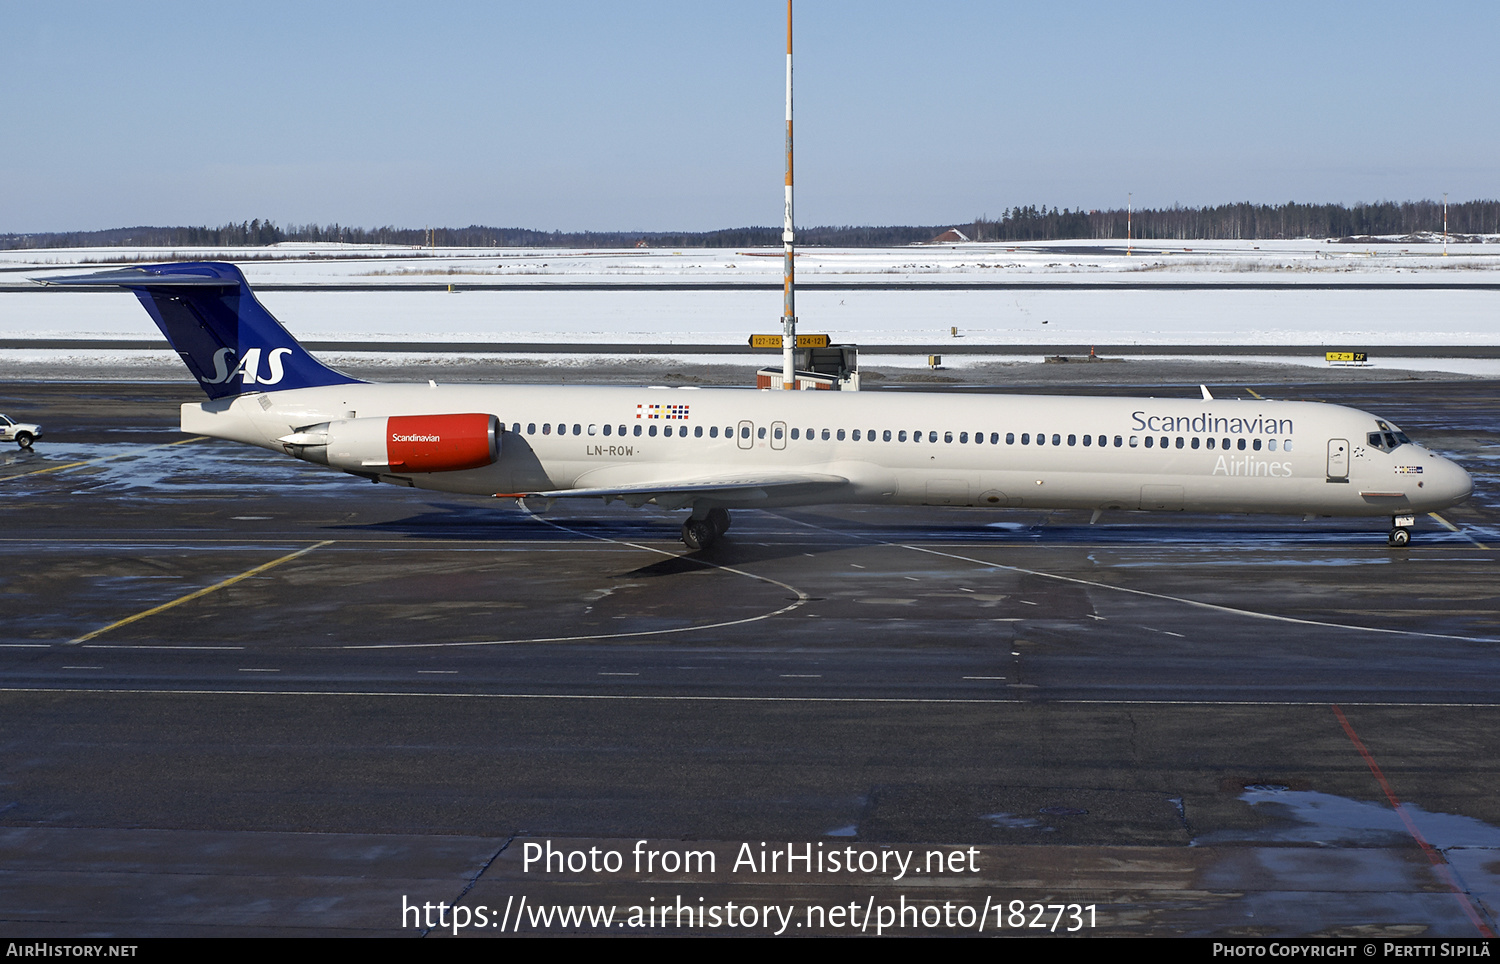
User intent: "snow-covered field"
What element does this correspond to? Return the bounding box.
[2,239,1497,374]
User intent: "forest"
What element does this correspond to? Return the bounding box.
[4,199,1496,250]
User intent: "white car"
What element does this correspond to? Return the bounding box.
[0,414,42,449]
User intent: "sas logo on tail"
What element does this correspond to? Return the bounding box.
[202,347,294,386]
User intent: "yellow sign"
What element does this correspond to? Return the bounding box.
[1325,351,1368,362]
[748,334,830,349]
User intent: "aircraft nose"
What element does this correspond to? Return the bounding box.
[1432,456,1473,507]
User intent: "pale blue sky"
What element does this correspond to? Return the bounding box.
[3,1,1496,233]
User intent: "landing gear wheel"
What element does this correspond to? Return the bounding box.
[706,507,731,536]
[681,519,716,551]
[1388,527,1411,547]
[15,433,32,450]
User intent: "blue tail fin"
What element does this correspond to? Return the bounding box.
[43,262,363,399]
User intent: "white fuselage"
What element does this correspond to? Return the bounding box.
[183,382,1473,519]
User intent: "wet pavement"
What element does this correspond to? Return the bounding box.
[1,376,1498,937]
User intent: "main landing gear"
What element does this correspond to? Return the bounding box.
[681,507,731,551]
[1388,514,1415,547]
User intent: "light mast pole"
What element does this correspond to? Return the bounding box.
[781,0,796,388]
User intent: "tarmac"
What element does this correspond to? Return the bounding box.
[1,361,1497,937]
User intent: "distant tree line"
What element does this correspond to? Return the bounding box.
[966,199,1500,242]
[3,200,1497,250]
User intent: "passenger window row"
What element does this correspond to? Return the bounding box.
[509,422,1292,453]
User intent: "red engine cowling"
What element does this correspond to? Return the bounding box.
[385,414,499,472]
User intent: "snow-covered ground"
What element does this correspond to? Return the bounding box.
[2,239,1497,374]
[6,236,1500,287]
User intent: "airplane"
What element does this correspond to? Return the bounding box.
[42,261,1472,550]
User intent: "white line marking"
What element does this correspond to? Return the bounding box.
[773,511,1500,644]
[82,645,244,651]
[341,504,811,650]
[2,686,1499,708]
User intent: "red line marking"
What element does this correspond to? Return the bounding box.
[1332,703,1495,937]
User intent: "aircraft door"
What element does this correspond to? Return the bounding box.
[771,421,787,451]
[737,419,754,451]
[1327,439,1349,481]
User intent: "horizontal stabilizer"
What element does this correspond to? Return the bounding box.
[37,262,362,400]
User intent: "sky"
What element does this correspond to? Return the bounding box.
[3,1,1498,233]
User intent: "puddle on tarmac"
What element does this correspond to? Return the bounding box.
[1197,786,1500,849]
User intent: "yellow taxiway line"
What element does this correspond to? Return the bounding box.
[70,540,333,644]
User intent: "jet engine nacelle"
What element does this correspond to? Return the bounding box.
[280,413,500,473]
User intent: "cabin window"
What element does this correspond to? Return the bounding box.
[837,429,846,441]
[1006,433,1015,444]
[790,428,799,440]
[710,426,719,438]
[1129,436,1138,447]
[510,423,520,434]
[1191,437,1200,449]
[959,432,968,443]
[821,429,830,441]
[1237,438,1246,450]
[647,425,656,437]
[852,429,861,441]
[633,425,642,437]
[1068,434,1076,446]
[1267,438,1276,451]
[1158,436,1167,448]
[1083,435,1092,447]
[740,426,750,439]
[944,432,953,443]
[1284,440,1293,452]
[1175,437,1184,449]
[1253,439,1262,451]
[527,423,537,435]
[694,426,703,438]
[774,426,783,440]
[757,427,766,440]
[1052,434,1061,446]
[884,430,893,442]
[1021,433,1030,445]
[914,431,923,443]
[542,423,551,435]
[898,430,908,442]
[1145,437,1153,448]
[587,424,597,436]
[603,424,612,436]
[1035,432,1045,446]
[571,424,580,435]
[926,432,936,443]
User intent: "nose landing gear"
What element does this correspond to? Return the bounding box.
[1388,514,1415,547]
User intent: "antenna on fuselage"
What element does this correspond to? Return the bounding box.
[780,0,797,388]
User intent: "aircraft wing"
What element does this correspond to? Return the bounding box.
[498,471,849,506]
